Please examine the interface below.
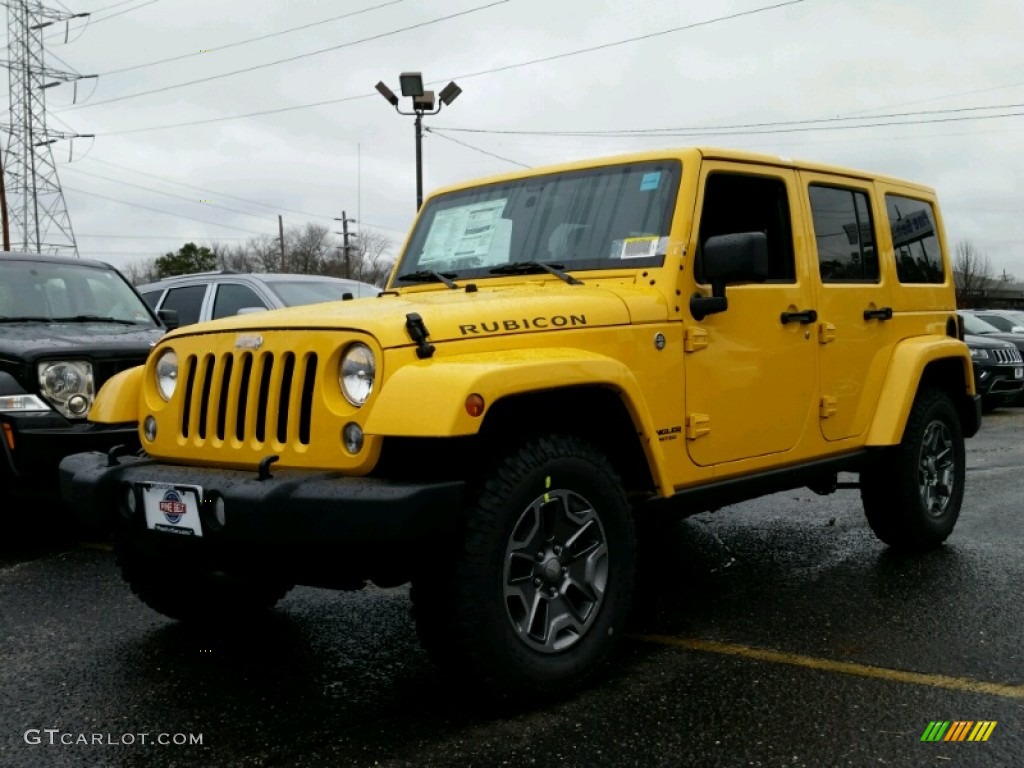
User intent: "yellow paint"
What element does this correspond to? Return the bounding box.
[637,635,1024,699]
[88,366,143,424]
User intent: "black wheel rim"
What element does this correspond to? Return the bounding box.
[502,488,609,653]
[918,419,956,518]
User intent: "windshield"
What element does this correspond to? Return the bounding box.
[961,312,1001,335]
[267,280,377,306]
[0,260,156,326]
[396,160,681,281]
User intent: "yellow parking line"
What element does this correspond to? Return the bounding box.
[635,635,1024,700]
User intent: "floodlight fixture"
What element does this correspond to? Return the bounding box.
[412,91,435,111]
[377,71,463,212]
[374,81,398,106]
[438,81,462,106]
[399,72,424,97]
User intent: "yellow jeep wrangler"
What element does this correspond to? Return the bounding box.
[61,147,979,697]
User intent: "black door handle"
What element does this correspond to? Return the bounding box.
[780,309,818,325]
[863,307,893,321]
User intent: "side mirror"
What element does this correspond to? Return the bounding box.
[1012,326,1024,334]
[690,232,769,320]
[236,306,269,316]
[157,308,179,330]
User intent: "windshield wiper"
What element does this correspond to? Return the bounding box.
[0,316,54,323]
[396,270,459,289]
[488,261,582,285]
[51,315,142,325]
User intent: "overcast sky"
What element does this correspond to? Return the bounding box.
[7,0,1024,276]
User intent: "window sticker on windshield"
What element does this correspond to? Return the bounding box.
[421,199,508,267]
[619,236,660,259]
[639,172,661,192]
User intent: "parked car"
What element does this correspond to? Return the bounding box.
[63,146,980,698]
[137,272,380,327]
[0,253,167,500]
[966,308,1024,334]
[962,333,1024,411]
[960,311,1024,406]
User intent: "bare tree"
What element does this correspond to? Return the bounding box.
[121,256,160,285]
[953,241,1006,308]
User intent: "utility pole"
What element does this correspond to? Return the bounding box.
[334,210,357,279]
[3,1,96,255]
[278,214,285,272]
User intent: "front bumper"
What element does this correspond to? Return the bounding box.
[59,451,465,584]
[973,362,1024,399]
[0,413,140,497]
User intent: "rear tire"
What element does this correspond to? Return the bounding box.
[860,388,965,551]
[411,434,636,698]
[115,534,292,623]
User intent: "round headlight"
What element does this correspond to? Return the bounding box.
[155,349,178,401]
[43,364,85,398]
[340,343,376,407]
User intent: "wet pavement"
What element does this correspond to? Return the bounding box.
[2,409,1023,767]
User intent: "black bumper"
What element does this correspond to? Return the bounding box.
[0,413,140,498]
[59,451,465,551]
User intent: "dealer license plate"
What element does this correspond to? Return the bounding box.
[141,483,204,537]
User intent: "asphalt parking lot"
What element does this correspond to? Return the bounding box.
[2,410,1023,767]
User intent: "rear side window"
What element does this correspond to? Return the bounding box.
[809,185,878,282]
[139,290,162,310]
[212,283,265,319]
[161,285,206,325]
[886,195,944,283]
[696,173,796,283]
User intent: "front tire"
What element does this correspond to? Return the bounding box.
[412,435,636,698]
[860,387,966,551]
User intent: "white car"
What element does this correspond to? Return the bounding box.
[138,272,379,327]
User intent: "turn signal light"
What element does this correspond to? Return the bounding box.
[465,393,485,418]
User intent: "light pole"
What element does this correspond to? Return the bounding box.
[375,73,462,212]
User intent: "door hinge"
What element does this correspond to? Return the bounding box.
[684,326,708,353]
[818,322,837,344]
[820,395,838,419]
[686,413,711,439]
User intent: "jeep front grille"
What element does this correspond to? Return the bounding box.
[992,347,1023,364]
[180,351,318,446]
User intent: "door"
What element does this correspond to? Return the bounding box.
[802,175,893,442]
[684,165,818,467]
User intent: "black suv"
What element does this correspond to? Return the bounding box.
[960,311,1024,409]
[0,254,167,499]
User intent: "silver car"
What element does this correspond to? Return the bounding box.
[138,272,379,327]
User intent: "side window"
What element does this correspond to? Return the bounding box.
[139,290,162,310]
[886,195,944,284]
[212,283,265,319]
[161,285,207,325]
[696,173,796,283]
[809,185,878,282]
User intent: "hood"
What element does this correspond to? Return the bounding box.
[963,333,1015,351]
[0,322,164,364]
[165,282,668,348]
[966,330,1024,353]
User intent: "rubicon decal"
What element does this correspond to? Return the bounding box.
[459,315,587,335]
[920,721,997,742]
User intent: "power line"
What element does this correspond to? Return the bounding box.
[427,128,529,168]
[93,0,806,136]
[61,164,279,222]
[65,0,510,110]
[78,157,409,233]
[63,185,271,234]
[77,232,254,239]
[433,102,1024,137]
[99,0,411,77]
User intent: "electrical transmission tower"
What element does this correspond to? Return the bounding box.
[3,2,93,255]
